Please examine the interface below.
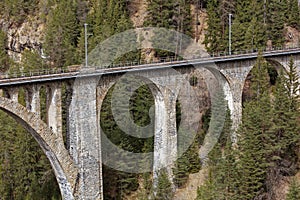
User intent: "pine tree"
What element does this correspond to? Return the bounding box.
[249,52,270,99]
[286,57,300,110]
[235,54,272,199]
[173,151,191,187]
[197,169,219,200]
[44,0,80,68]
[144,0,192,57]
[269,57,300,166]
[155,169,173,200]
[263,63,300,198]
[100,79,157,199]
[245,17,267,50]
[0,111,61,199]
[21,49,44,74]
[144,0,177,29]
[271,63,300,159]
[287,0,300,29]
[203,0,221,53]
[232,0,267,51]
[0,0,38,23]
[83,0,139,66]
[203,0,235,53]
[266,0,286,47]
[196,108,237,200]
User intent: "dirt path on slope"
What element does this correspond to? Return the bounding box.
[173,168,208,200]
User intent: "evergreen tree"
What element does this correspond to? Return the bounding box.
[203,0,235,53]
[82,0,139,65]
[203,0,222,53]
[235,100,270,199]
[235,54,272,199]
[264,66,300,198]
[287,0,300,29]
[249,52,270,99]
[269,57,300,166]
[144,0,177,29]
[44,0,80,68]
[232,0,267,51]
[266,0,286,47]
[0,111,61,199]
[144,0,193,57]
[100,79,156,199]
[21,49,44,74]
[270,63,300,160]
[286,58,300,110]
[0,0,38,23]
[196,108,237,200]
[245,17,267,50]
[155,169,173,200]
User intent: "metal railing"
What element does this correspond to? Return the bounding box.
[1,43,300,80]
[1,68,71,79]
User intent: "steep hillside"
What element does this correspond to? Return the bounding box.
[0,1,299,200]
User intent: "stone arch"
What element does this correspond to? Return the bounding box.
[266,58,288,72]
[242,58,288,101]
[202,66,234,121]
[96,73,167,174]
[192,66,236,152]
[0,97,78,199]
[266,58,289,86]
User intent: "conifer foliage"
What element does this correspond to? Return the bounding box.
[0,0,300,199]
[204,0,300,53]
[197,55,300,200]
[0,111,61,199]
[144,0,193,57]
[44,0,80,68]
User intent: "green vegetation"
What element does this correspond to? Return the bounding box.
[44,0,80,68]
[0,0,38,23]
[144,0,193,57]
[0,0,300,199]
[197,55,300,200]
[155,169,173,200]
[100,80,155,199]
[0,111,61,199]
[0,30,10,72]
[204,0,300,53]
[287,178,300,200]
[203,0,234,52]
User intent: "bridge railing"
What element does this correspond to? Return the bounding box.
[0,68,71,79]
[1,43,300,80]
[101,56,185,69]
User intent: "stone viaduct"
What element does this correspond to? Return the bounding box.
[0,49,299,199]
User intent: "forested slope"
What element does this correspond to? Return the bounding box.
[0,0,299,200]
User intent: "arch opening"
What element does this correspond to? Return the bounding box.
[242,59,287,103]
[0,97,75,199]
[0,109,61,199]
[171,65,234,188]
[100,78,155,154]
[99,75,160,199]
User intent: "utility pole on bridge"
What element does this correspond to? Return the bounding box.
[229,13,232,55]
[84,23,88,68]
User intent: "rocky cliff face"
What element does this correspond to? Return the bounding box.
[0,15,45,62]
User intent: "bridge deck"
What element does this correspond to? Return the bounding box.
[0,47,300,87]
